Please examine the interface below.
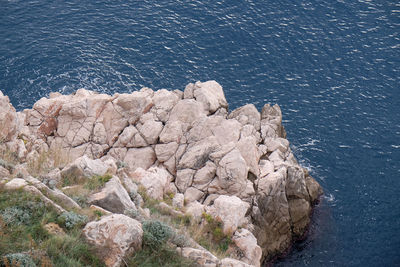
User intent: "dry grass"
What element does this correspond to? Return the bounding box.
[27,146,70,177]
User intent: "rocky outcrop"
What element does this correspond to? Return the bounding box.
[88,176,136,214]
[0,81,322,265]
[83,214,143,267]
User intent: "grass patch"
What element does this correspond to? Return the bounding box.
[128,219,195,267]
[84,174,112,191]
[135,189,232,259]
[27,146,70,177]
[127,245,195,267]
[196,212,233,254]
[0,189,104,267]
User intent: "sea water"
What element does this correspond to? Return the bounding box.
[1,1,399,266]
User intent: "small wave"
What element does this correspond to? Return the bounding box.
[324,193,335,203]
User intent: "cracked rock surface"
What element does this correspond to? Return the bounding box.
[0,80,322,264]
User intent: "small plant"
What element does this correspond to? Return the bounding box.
[199,212,233,253]
[142,220,172,250]
[93,210,103,219]
[56,212,88,230]
[0,207,32,226]
[84,174,112,191]
[170,232,189,248]
[116,161,127,169]
[1,253,36,267]
[124,208,141,221]
[0,159,15,173]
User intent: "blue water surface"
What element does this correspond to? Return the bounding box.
[1,0,399,266]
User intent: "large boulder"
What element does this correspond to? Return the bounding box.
[205,195,250,235]
[88,176,136,214]
[252,168,292,259]
[232,229,262,267]
[130,167,171,200]
[177,247,219,267]
[0,90,18,142]
[185,80,228,114]
[83,214,143,267]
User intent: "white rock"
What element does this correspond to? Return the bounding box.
[228,104,261,130]
[124,147,156,171]
[152,89,180,122]
[185,201,205,222]
[88,176,136,214]
[172,193,184,209]
[178,247,219,267]
[175,169,196,193]
[232,228,262,267]
[213,149,248,195]
[184,187,204,204]
[83,214,143,267]
[137,119,163,145]
[206,195,250,235]
[4,178,27,190]
[0,91,18,142]
[155,142,178,162]
[168,99,206,131]
[192,80,228,114]
[130,167,170,200]
[114,125,147,148]
[192,161,216,191]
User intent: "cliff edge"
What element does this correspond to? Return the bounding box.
[0,81,322,266]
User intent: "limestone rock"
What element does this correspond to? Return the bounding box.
[178,247,219,267]
[136,119,163,145]
[191,80,228,114]
[205,195,250,235]
[152,89,180,122]
[155,142,178,162]
[192,161,216,191]
[306,175,323,203]
[175,169,196,193]
[220,258,255,267]
[232,229,262,267]
[83,214,143,267]
[172,193,184,209]
[0,90,18,142]
[130,167,170,200]
[113,126,147,148]
[88,176,136,214]
[0,166,10,178]
[211,149,248,195]
[228,104,261,131]
[178,136,220,170]
[184,187,204,204]
[252,168,291,260]
[168,99,206,131]
[4,178,27,190]
[124,147,156,171]
[73,155,110,177]
[185,201,205,222]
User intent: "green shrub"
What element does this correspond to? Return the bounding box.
[142,220,172,250]
[45,232,105,267]
[84,174,112,190]
[0,207,32,226]
[56,211,88,230]
[1,253,36,267]
[116,161,127,169]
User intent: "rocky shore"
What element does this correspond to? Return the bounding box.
[0,81,322,266]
